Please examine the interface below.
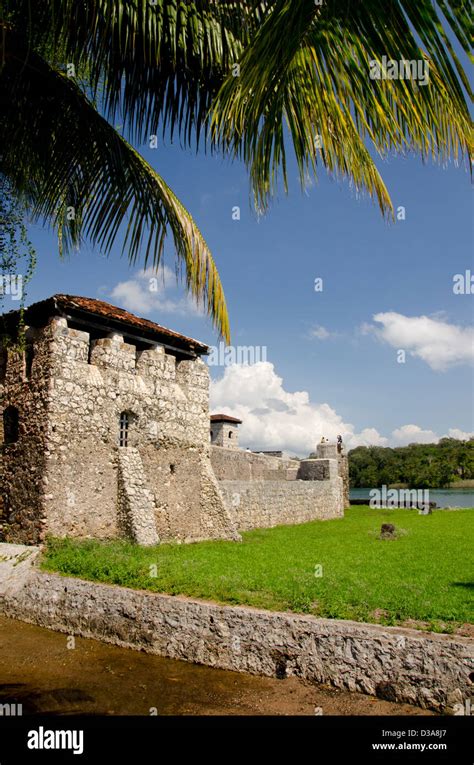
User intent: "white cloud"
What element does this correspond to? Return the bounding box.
[391,424,438,446]
[366,312,474,371]
[309,325,331,340]
[210,361,388,455]
[447,428,474,441]
[210,361,472,455]
[356,428,390,447]
[110,267,204,318]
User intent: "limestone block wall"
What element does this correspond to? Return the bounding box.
[220,475,344,531]
[313,443,350,508]
[1,316,238,544]
[140,445,239,543]
[298,458,335,481]
[211,445,297,481]
[211,446,344,530]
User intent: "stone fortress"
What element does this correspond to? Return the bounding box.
[0,295,348,546]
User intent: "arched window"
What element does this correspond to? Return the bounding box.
[119,412,130,447]
[228,430,233,439]
[3,406,19,444]
[210,430,214,439]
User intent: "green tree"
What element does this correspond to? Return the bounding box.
[349,439,474,488]
[1,1,471,339]
[0,175,36,349]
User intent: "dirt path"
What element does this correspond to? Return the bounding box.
[0,615,433,716]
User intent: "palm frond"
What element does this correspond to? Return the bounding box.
[0,31,230,341]
[0,0,472,344]
[3,0,248,147]
[210,0,472,214]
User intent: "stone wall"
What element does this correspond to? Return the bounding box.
[211,446,298,481]
[1,543,472,713]
[298,458,333,481]
[221,476,344,531]
[0,326,52,544]
[1,317,239,545]
[211,446,344,530]
[313,443,350,508]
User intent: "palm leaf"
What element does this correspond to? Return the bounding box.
[0,31,230,341]
[0,0,472,341]
[210,0,472,214]
[2,0,248,147]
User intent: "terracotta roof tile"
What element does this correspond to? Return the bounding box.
[4,294,209,355]
[210,414,242,424]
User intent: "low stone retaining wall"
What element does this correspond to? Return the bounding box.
[0,543,472,712]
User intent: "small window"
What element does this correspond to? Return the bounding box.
[119,412,130,447]
[228,431,233,439]
[210,430,213,439]
[3,406,19,444]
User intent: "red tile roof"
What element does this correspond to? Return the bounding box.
[210,414,242,424]
[10,294,209,355]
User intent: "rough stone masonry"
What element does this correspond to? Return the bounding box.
[0,295,346,545]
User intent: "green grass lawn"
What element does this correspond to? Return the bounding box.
[41,507,474,632]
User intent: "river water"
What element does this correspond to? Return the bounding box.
[0,616,430,716]
[350,488,474,508]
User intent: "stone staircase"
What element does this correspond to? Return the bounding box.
[117,448,159,546]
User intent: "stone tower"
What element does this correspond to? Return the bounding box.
[210,414,242,449]
[311,441,350,509]
[0,295,240,546]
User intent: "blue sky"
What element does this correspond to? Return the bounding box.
[9,126,474,455]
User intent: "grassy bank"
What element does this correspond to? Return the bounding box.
[41,507,474,633]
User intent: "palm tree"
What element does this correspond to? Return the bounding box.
[1,1,471,341]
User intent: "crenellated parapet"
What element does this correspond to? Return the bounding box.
[89,333,136,373]
[47,317,89,365]
[176,357,209,390]
[136,344,166,376]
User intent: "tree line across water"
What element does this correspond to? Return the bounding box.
[349,439,474,489]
